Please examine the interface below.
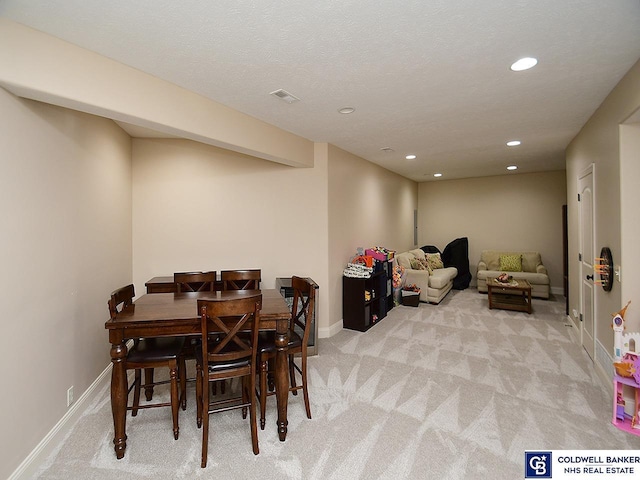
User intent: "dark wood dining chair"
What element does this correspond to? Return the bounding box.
[195,294,262,468]
[257,276,315,430]
[221,269,261,291]
[174,271,218,407]
[108,284,186,440]
[174,271,217,292]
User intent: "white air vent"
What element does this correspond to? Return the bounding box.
[270,89,300,104]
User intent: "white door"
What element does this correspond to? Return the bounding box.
[578,165,595,360]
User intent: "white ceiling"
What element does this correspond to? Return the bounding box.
[1,1,639,182]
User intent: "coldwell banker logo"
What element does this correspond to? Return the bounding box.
[525,451,552,478]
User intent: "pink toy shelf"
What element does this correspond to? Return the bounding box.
[612,374,640,436]
[611,301,640,436]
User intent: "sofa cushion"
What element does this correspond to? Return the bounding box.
[429,267,457,289]
[476,269,549,285]
[499,254,522,272]
[480,250,542,273]
[521,252,542,273]
[396,252,414,270]
[409,248,426,261]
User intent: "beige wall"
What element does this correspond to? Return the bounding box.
[0,18,314,169]
[131,138,330,332]
[0,88,132,479]
[566,59,640,367]
[327,144,418,335]
[621,121,640,328]
[132,140,417,337]
[417,171,567,290]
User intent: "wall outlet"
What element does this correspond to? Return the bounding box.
[67,386,74,407]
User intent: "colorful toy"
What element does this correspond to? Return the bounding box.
[392,263,406,306]
[612,301,632,362]
[611,301,640,436]
[617,391,626,421]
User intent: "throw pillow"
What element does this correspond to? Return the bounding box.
[419,258,430,271]
[425,253,444,272]
[499,254,522,272]
[410,258,426,270]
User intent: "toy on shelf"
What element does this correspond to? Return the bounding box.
[392,264,406,306]
[612,300,633,362]
[616,391,626,421]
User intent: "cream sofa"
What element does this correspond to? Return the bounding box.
[476,250,550,299]
[395,248,458,304]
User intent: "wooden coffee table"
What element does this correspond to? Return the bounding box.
[487,277,532,314]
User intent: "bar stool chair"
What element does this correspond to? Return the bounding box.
[195,294,262,467]
[108,284,186,440]
[174,271,218,407]
[221,269,261,290]
[256,276,315,429]
[174,271,217,292]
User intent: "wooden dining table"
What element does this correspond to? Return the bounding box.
[105,288,292,459]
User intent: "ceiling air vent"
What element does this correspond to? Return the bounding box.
[270,89,300,104]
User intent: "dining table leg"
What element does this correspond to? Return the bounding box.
[109,340,128,458]
[274,318,289,441]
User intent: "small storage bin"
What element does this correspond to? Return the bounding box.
[365,249,388,262]
[401,290,420,307]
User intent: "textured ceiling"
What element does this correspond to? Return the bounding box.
[1,1,639,181]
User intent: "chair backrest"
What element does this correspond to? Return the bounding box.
[290,276,316,348]
[108,284,135,320]
[174,271,217,292]
[221,269,261,291]
[198,294,262,366]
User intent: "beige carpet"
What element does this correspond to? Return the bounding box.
[35,289,640,479]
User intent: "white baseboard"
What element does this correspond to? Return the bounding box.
[564,315,613,396]
[595,338,614,395]
[319,319,344,339]
[550,286,564,296]
[9,363,113,480]
[565,314,580,344]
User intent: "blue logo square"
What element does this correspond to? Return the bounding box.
[525,451,552,478]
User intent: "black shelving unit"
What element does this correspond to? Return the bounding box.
[343,259,394,332]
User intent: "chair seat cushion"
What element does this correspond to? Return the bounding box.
[127,337,185,363]
[257,331,303,355]
[207,358,250,372]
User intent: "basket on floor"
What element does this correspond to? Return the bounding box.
[401,290,420,307]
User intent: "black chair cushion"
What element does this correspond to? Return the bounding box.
[207,359,250,372]
[127,337,185,363]
[257,331,302,355]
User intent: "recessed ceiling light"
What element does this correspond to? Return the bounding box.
[406,154,416,160]
[338,107,355,114]
[510,57,538,71]
[433,173,443,177]
[506,140,521,147]
[380,147,394,153]
[507,165,518,171]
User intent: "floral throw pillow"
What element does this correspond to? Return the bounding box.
[499,254,522,272]
[425,253,444,273]
[410,258,426,270]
